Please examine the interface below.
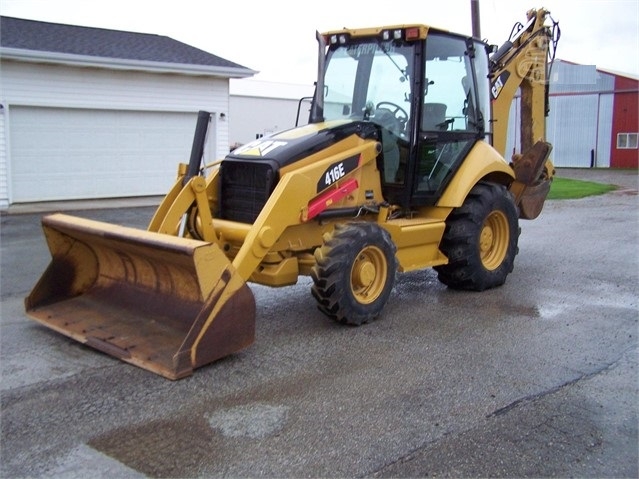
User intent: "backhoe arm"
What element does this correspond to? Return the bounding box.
[489,8,560,219]
[490,8,558,155]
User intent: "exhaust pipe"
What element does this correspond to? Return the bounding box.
[184,110,211,185]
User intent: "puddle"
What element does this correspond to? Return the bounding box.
[48,444,145,478]
[206,403,289,439]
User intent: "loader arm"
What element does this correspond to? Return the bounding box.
[148,110,221,244]
[148,164,220,244]
[149,135,382,281]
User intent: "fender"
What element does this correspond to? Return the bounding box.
[437,140,515,208]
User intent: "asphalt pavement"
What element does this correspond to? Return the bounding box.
[1,168,637,478]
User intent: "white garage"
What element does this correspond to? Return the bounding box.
[0,16,256,208]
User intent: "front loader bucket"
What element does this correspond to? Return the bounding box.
[25,214,255,380]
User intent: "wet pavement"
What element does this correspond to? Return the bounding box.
[1,168,637,478]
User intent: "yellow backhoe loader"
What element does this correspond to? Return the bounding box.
[26,8,560,379]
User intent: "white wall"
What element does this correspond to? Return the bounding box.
[229,95,312,147]
[505,62,617,168]
[0,106,7,207]
[0,60,232,206]
[228,79,314,148]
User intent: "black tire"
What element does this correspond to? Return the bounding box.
[435,182,519,291]
[311,223,398,325]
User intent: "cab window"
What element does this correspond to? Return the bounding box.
[422,34,480,133]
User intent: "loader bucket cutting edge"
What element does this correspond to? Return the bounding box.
[25,213,256,380]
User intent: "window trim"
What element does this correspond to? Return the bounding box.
[616,132,638,149]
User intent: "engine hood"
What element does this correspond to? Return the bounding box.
[225,120,378,169]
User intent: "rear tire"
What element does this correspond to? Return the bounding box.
[435,182,519,291]
[311,223,397,325]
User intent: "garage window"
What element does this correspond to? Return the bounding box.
[617,132,638,149]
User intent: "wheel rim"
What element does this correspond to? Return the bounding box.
[350,246,388,304]
[479,210,509,270]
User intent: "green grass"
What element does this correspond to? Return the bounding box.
[547,177,616,200]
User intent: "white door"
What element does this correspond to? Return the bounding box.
[9,107,211,203]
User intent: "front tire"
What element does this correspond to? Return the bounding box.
[311,223,398,325]
[435,182,519,291]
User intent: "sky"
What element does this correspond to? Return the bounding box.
[2,0,638,86]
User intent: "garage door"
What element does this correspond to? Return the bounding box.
[9,107,209,203]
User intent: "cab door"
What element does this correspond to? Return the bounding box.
[409,32,492,206]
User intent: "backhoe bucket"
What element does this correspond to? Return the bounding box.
[510,141,554,220]
[25,213,255,380]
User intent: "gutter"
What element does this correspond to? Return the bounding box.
[0,47,258,79]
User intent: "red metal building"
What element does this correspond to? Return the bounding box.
[610,74,639,168]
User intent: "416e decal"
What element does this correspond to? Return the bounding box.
[316,155,359,192]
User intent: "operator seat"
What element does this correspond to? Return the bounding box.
[422,103,447,131]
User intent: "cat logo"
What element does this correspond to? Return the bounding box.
[491,71,511,100]
[233,139,287,157]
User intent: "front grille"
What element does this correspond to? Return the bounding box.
[220,161,277,223]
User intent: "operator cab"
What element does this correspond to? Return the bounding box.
[312,26,493,207]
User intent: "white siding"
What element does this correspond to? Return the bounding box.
[595,93,613,167]
[547,92,613,168]
[2,61,228,114]
[547,94,599,167]
[504,97,520,161]
[0,105,7,209]
[1,60,231,205]
[504,62,617,168]
[229,95,310,148]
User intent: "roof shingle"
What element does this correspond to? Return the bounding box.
[0,16,253,73]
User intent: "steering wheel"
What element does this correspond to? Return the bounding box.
[376,101,409,128]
